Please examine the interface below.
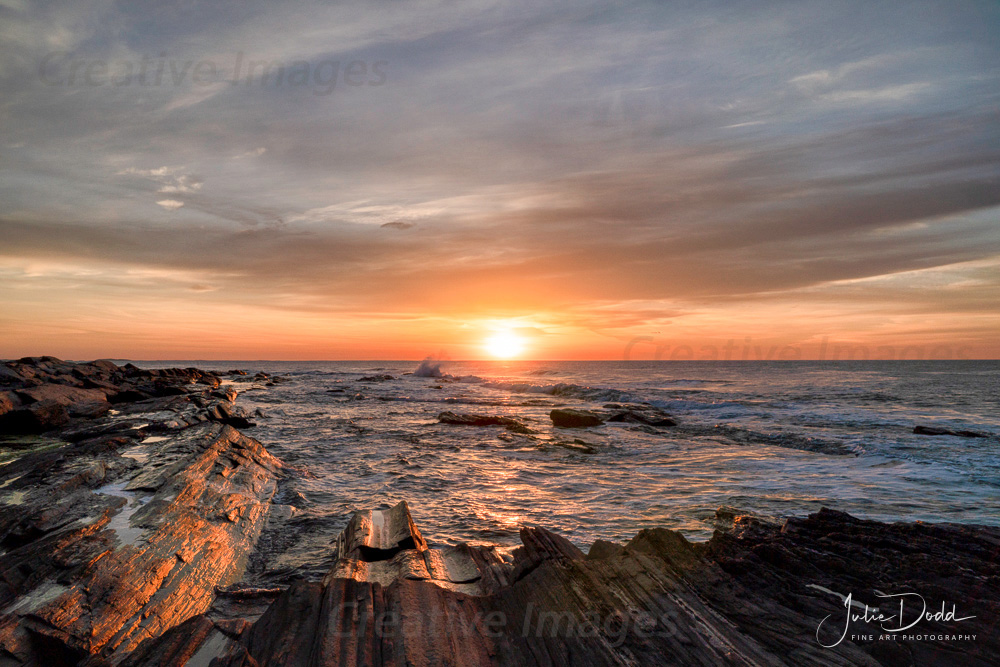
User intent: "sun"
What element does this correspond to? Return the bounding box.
[484,331,524,359]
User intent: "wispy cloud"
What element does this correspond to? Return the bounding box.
[1,0,998,357]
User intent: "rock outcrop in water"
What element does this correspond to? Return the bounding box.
[438,411,534,434]
[913,425,990,438]
[1,358,997,666]
[549,408,604,428]
[605,404,677,427]
[549,405,677,429]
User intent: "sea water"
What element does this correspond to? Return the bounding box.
[139,360,1000,549]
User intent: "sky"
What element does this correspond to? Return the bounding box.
[1,0,999,360]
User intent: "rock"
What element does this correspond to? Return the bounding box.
[6,383,110,430]
[221,415,255,429]
[0,423,283,664]
[117,615,223,667]
[913,424,990,438]
[438,411,534,434]
[509,525,584,581]
[92,359,120,372]
[130,505,1000,667]
[549,408,603,428]
[332,501,428,562]
[211,386,239,403]
[606,404,677,427]
[108,388,154,404]
[207,401,256,429]
[0,399,70,434]
[82,377,122,391]
[710,422,855,456]
[0,366,26,384]
[4,356,996,666]
[208,400,234,420]
[60,419,149,443]
[0,390,19,417]
[197,374,221,388]
[16,384,107,407]
[358,374,395,382]
[67,399,112,419]
[550,438,597,453]
[587,539,625,560]
[152,383,189,397]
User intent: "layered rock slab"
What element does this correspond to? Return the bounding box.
[0,423,282,665]
[124,503,1000,667]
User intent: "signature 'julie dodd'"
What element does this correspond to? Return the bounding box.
[817,592,976,648]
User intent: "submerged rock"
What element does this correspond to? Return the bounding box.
[549,408,603,428]
[438,411,534,434]
[605,403,677,427]
[358,373,396,382]
[913,424,990,438]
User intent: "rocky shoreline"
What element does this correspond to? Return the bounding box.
[0,358,996,666]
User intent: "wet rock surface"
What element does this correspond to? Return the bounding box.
[438,411,534,434]
[0,357,231,436]
[0,358,283,665]
[126,504,999,667]
[549,408,604,428]
[913,425,991,438]
[604,404,677,427]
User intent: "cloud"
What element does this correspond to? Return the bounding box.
[235,147,267,159]
[818,82,932,104]
[0,0,998,355]
[118,166,174,178]
[158,175,204,194]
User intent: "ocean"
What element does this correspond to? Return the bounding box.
[138,360,1000,554]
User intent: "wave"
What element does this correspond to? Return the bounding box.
[414,357,445,378]
[689,423,859,456]
[374,396,516,407]
[288,369,357,377]
[647,398,756,415]
[657,379,734,387]
[409,365,638,404]
[478,380,636,404]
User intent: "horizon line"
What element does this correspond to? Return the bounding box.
[9,357,998,364]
